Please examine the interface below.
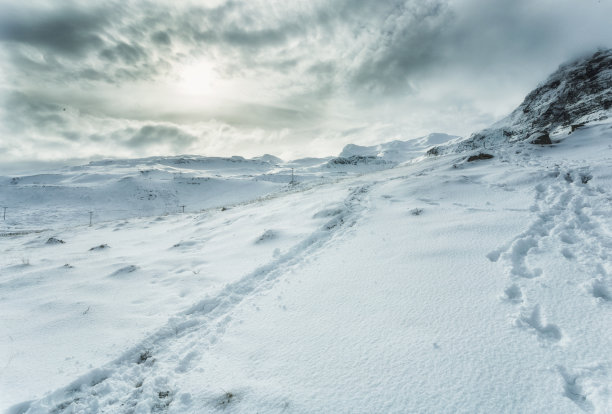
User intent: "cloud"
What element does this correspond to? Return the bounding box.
[0,3,107,56]
[151,31,171,46]
[347,1,453,94]
[1,0,612,165]
[0,1,173,86]
[99,42,148,65]
[127,125,198,150]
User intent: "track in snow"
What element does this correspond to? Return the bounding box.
[11,184,374,414]
[488,162,612,412]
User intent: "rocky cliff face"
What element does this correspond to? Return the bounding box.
[456,49,612,151]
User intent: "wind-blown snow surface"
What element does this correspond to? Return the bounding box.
[1,124,612,413]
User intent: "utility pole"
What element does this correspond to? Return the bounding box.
[89,211,93,227]
[2,207,6,221]
[180,205,185,213]
[290,168,294,185]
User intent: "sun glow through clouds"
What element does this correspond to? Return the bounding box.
[177,60,217,96]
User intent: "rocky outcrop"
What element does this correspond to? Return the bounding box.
[529,131,552,145]
[456,49,612,151]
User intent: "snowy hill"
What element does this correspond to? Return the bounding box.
[2,53,612,414]
[0,156,284,231]
[0,154,341,231]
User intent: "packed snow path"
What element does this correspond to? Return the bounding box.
[3,124,612,413]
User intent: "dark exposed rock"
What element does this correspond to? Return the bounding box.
[89,244,109,251]
[529,131,552,145]
[139,350,152,363]
[514,50,611,132]
[327,155,389,166]
[571,123,586,132]
[426,147,439,156]
[580,173,592,184]
[467,153,494,162]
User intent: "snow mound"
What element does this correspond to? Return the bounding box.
[251,154,284,164]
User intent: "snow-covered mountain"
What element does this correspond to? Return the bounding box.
[441,49,612,152]
[337,132,460,163]
[2,51,612,414]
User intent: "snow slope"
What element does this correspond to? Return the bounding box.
[2,119,612,413]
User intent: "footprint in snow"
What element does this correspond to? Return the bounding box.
[585,279,611,302]
[504,237,543,279]
[501,284,523,303]
[557,363,612,413]
[560,247,575,260]
[513,305,562,343]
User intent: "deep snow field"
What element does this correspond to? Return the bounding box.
[1,124,612,413]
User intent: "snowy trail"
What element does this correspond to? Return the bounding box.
[9,182,376,413]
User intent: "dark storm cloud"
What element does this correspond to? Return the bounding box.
[151,31,171,46]
[2,0,611,91]
[222,26,295,48]
[128,125,197,149]
[189,26,296,50]
[99,42,148,65]
[0,0,453,92]
[0,4,107,56]
[0,1,170,86]
[348,1,452,94]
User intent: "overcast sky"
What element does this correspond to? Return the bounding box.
[1,0,611,165]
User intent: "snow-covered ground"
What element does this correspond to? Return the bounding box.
[1,124,612,413]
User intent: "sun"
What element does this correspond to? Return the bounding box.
[177,60,217,96]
